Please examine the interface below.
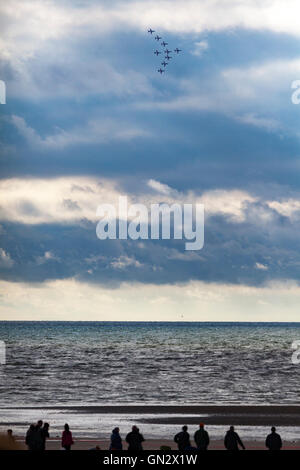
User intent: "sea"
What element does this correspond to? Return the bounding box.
[0,321,300,440]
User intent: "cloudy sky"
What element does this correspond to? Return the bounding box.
[1,0,300,321]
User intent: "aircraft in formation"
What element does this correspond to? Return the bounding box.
[147,28,182,75]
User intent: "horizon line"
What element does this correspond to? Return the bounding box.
[1,320,300,324]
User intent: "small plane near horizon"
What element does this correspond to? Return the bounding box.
[165,55,172,60]
[155,35,162,41]
[148,28,155,34]
[154,50,161,56]
[174,48,182,54]
[164,49,172,55]
[158,68,165,74]
[161,61,168,67]
[161,41,168,47]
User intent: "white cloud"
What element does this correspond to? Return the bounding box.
[2,0,300,101]
[2,0,300,58]
[110,256,143,269]
[147,179,174,196]
[146,181,257,222]
[255,262,268,271]
[36,251,60,265]
[11,115,149,149]
[0,248,14,268]
[236,113,281,131]
[138,57,300,135]
[1,278,300,321]
[0,176,273,226]
[197,189,257,222]
[0,176,126,224]
[267,199,300,219]
[191,40,208,57]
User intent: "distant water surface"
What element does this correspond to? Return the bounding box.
[0,321,299,406]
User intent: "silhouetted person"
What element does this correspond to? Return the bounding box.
[194,423,210,450]
[7,429,14,442]
[266,427,282,451]
[224,426,245,450]
[110,427,122,450]
[125,426,145,451]
[34,420,44,450]
[174,426,191,451]
[41,423,50,450]
[62,423,74,451]
[26,424,37,450]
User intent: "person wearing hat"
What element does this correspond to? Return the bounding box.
[194,423,210,450]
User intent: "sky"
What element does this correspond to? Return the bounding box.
[0,0,300,321]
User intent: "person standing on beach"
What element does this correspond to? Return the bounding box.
[41,423,50,450]
[174,426,191,451]
[265,427,282,450]
[25,424,37,450]
[62,423,74,451]
[109,427,122,450]
[224,426,245,450]
[194,423,210,450]
[125,426,145,451]
[35,420,44,451]
[7,429,15,443]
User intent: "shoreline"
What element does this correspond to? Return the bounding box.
[2,405,300,426]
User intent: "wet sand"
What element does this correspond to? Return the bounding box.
[5,405,300,426]
[20,438,299,451]
[6,405,300,450]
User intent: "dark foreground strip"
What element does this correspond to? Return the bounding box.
[0,450,298,467]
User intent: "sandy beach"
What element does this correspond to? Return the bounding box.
[12,438,300,450]
[4,405,300,450]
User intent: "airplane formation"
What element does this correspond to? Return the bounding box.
[147,28,182,75]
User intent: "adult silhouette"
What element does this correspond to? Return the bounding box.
[224,426,245,450]
[194,423,209,450]
[265,427,282,450]
[174,426,191,451]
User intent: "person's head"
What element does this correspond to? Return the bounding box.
[182,426,188,432]
[7,429,13,437]
[132,425,138,432]
[44,423,49,430]
[29,424,35,432]
[37,420,43,428]
[113,427,119,434]
[64,423,70,432]
[199,423,204,429]
[229,426,234,432]
[271,426,276,433]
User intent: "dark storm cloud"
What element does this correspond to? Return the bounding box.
[1,202,300,286]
